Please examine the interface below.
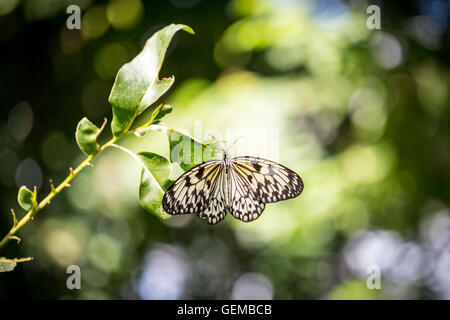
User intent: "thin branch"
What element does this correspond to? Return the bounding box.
[0,136,118,251]
[110,144,151,176]
[110,144,164,193]
[0,257,33,263]
[0,109,175,255]
[96,117,108,138]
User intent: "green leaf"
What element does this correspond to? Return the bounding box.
[0,258,16,272]
[109,24,195,137]
[75,117,100,155]
[151,104,173,124]
[138,77,174,115]
[133,104,174,137]
[17,186,37,211]
[168,131,215,171]
[138,152,172,220]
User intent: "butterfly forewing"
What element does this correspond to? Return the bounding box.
[231,156,304,205]
[162,160,221,215]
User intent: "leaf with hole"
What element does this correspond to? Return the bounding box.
[109,24,194,137]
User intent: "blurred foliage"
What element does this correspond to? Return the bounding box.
[0,0,449,299]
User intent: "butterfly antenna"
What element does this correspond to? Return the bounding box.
[208,134,226,153]
[226,136,243,154]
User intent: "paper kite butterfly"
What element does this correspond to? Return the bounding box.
[162,145,304,225]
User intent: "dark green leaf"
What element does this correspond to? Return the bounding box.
[75,117,100,155]
[109,24,195,137]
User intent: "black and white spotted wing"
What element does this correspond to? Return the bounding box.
[162,155,304,224]
[198,167,227,224]
[162,160,221,216]
[228,156,303,222]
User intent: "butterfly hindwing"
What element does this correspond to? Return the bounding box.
[229,166,266,222]
[162,160,221,215]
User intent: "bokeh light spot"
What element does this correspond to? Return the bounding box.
[0,148,19,186]
[138,244,190,299]
[372,33,403,69]
[93,42,130,79]
[81,5,109,40]
[44,228,82,266]
[41,131,72,170]
[107,0,143,30]
[15,158,42,190]
[8,102,33,141]
[231,272,273,299]
[87,234,122,273]
[0,0,19,16]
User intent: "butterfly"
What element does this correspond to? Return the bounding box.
[162,144,304,224]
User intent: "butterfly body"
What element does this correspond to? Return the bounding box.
[222,152,232,208]
[162,152,303,225]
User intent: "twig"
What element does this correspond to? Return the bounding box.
[0,137,118,250]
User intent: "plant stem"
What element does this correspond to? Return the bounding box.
[110,144,150,174]
[0,112,200,254]
[0,257,34,263]
[0,136,118,251]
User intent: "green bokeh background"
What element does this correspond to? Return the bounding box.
[0,0,449,299]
